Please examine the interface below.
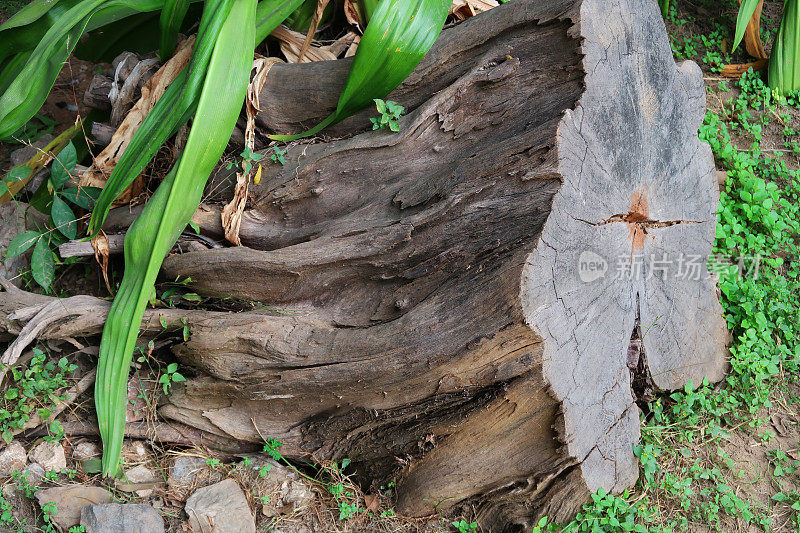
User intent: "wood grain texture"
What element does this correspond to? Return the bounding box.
[521,0,728,496]
[0,0,728,529]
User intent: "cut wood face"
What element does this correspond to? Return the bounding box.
[521,0,728,494]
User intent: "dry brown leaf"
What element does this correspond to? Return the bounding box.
[345,35,360,58]
[450,0,498,21]
[720,58,768,78]
[328,32,359,57]
[91,230,112,294]
[742,0,767,60]
[343,0,363,28]
[221,56,283,246]
[298,0,332,63]
[80,36,196,202]
[271,25,337,63]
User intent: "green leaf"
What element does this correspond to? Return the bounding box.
[60,186,102,210]
[5,231,41,258]
[733,0,761,52]
[768,0,800,93]
[0,0,106,139]
[95,0,257,476]
[270,0,450,140]
[31,237,55,290]
[87,0,238,234]
[167,362,178,373]
[51,194,78,239]
[81,458,102,473]
[50,141,77,190]
[171,372,186,382]
[159,0,191,60]
[5,165,31,183]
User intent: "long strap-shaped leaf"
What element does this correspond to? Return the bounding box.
[95,0,256,476]
[270,0,450,140]
[0,0,192,139]
[0,0,107,139]
[159,0,191,60]
[87,0,234,234]
[88,0,303,234]
[769,0,800,94]
[733,0,761,52]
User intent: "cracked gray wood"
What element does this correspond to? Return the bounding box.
[0,0,728,529]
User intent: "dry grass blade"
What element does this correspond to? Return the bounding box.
[221,56,283,245]
[271,25,337,62]
[80,36,196,202]
[297,0,331,62]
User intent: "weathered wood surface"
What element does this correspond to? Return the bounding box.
[1,0,729,529]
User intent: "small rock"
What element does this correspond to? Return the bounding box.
[28,441,67,472]
[36,484,113,529]
[119,464,161,497]
[185,478,255,533]
[0,441,26,478]
[121,440,151,465]
[1,483,38,528]
[72,441,101,461]
[168,456,222,500]
[81,503,165,533]
[239,457,315,517]
[21,463,46,485]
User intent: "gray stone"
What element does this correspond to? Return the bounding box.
[28,441,66,472]
[36,484,113,529]
[80,503,165,533]
[168,456,222,500]
[21,463,45,485]
[239,457,315,517]
[185,478,255,533]
[119,464,161,497]
[0,441,26,478]
[71,441,101,462]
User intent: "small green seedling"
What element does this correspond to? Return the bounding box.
[452,519,477,533]
[158,363,186,395]
[270,146,286,165]
[370,99,404,132]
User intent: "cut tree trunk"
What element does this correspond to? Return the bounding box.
[1,0,729,529]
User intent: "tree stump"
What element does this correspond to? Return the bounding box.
[0,0,728,529]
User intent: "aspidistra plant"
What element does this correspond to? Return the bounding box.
[0,0,450,475]
[734,0,800,94]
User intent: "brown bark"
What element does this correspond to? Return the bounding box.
[1,0,729,529]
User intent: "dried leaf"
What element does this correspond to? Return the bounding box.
[79,36,196,202]
[449,0,497,21]
[344,0,363,27]
[327,31,359,57]
[297,0,331,62]
[720,58,768,78]
[221,56,282,246]
[271,25,337,63]
[91,230,112,294]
